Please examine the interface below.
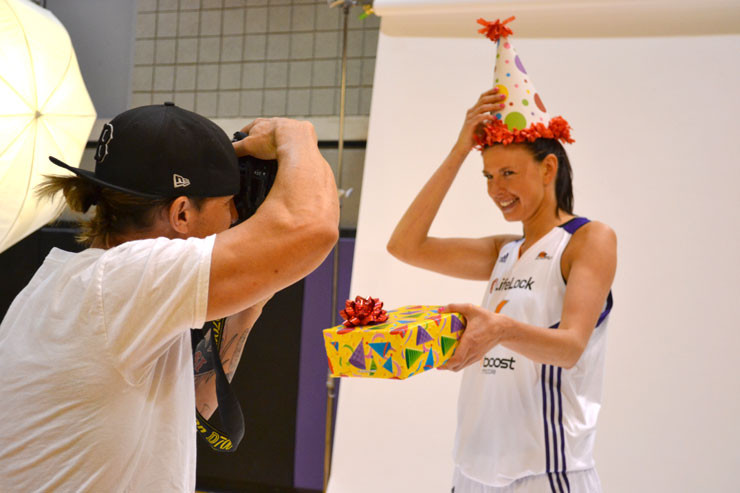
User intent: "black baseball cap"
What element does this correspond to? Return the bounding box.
[49,102,239,199]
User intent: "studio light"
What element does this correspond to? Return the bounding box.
[0,0,96,253]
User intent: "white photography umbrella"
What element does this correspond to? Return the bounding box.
[0,0,96,253]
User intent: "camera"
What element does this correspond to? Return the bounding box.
[231,131,278,224]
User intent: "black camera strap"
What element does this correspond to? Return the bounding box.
[192,129,275,451]
[194,318,245,452]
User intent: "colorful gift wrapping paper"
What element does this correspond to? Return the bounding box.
[323,305,466,379]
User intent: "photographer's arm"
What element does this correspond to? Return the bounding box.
[207,118,339,321]
[194,298,269,419]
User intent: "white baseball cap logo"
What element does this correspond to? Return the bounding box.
[95,123,114,162]
[173,174,191,188]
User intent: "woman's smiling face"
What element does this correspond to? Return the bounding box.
[482,144,551,223]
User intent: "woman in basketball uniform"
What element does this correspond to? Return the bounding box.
[387,86,616,492]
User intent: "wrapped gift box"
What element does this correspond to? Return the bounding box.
[323,305,466,379]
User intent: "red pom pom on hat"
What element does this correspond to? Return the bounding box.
[477,16,515,42]
[475,116,575,148]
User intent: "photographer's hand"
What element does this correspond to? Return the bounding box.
[232,117,301,160]
[208,118,338,322]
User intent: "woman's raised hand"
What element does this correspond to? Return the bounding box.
[454,87,507,152]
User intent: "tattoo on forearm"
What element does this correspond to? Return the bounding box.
[220,330,239,353]
[225,331,250,381]
[194,319,254,382]
[193,330,215,376]
[194,371,215,389]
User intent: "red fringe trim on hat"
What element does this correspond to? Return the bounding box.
[477,17,515,42]
[475,116,575,148]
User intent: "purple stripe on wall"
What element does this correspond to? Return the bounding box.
[294,238,355,491]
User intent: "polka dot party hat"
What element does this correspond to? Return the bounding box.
[476,17,574,147]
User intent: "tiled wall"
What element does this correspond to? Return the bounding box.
[61,0,374,230]
[132,0,380,119]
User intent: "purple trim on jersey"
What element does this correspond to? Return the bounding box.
[550,366,566,493]
[549,367,559,474]
[542,363,568,493]
[596,292,613,328]
[559,216,590,235]
[557,367,571,492]
[548,290,612,331]
[542,363,556,492]
[558,215,616,328]
[543,325,570,492]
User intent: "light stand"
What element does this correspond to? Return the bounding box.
[323,1,374,490]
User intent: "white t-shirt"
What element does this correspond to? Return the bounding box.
[0,235,214,492]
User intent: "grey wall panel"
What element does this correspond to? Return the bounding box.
[47,0,137,118]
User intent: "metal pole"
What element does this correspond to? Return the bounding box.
[324,4,350,492]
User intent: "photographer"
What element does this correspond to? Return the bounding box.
[0,104,339,491]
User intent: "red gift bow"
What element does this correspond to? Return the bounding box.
[339,296,389,327]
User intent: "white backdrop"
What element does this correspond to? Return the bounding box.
[327,15,740,493]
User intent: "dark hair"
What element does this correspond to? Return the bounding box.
[521,138,574,215]
[36,175,204,246]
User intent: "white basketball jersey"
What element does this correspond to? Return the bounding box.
[453,218,612,490]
